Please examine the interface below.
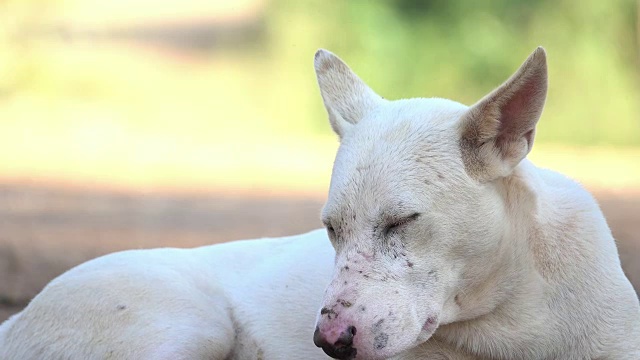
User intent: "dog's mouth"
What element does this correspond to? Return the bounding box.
[314,311,441,360]
[415,315,440,344]
[422,315,439,332]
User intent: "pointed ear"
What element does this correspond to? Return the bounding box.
[459,47,548,181]
[314,49,383,138]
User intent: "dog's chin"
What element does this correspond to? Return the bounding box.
[354,318,440,360]
[356,340,427,360]
[354,347,405,360]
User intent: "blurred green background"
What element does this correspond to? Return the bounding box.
[275,0,640,146]
[0,0,639,185]
[3,1,640,136]
[0,0,638,193]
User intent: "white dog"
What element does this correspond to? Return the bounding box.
[1,48,638,360]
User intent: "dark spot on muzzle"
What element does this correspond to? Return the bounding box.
[373,332,388,350]
[313,326,358,360]
[320,307,338,320]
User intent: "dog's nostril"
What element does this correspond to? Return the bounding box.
[348,325,356,336]
[335,325,356,347]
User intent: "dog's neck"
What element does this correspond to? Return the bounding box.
[452,160,541,316]
[433,160,548,356]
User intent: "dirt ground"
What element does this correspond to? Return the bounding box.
[0,183,638,323]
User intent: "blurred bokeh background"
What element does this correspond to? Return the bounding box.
[0,0,639,321]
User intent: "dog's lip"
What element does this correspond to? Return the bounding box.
[417,315,440,342]
[423,315,439,329]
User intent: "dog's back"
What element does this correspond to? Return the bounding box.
[0,230,335,360]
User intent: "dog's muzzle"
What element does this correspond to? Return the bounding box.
[313,325,357,359]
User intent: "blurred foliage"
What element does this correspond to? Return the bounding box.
[0,0,639,148]
[267,0,640,145]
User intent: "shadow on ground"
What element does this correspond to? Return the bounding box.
[1,183,638,322]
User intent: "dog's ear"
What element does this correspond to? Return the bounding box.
[459,47,548,181]
[314,49,383,138]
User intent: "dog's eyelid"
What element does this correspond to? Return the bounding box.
[383,212,421,235]
[322,221,336,234]
[392,212,421,225]
[406,212,421,221]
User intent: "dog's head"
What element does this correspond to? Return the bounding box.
[312,48,547,359]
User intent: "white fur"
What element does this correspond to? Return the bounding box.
[1,49,638,360]
[0,232,335,359]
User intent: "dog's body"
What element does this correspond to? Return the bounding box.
[1,49,639,359]
[0,231,336,359]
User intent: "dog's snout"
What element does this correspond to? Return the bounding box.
[314,325,358,359]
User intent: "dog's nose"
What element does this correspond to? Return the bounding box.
[313,325,357,359]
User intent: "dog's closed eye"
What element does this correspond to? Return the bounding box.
[326,225,336,237]
[323,220,336,238]
[384,212,421,236]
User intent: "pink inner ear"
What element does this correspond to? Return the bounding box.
[496,73,544,152]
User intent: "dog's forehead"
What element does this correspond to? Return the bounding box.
[346,97,466,148]
[357,97,467,141]
[324,98,468,218]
